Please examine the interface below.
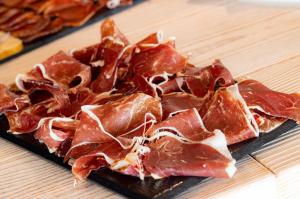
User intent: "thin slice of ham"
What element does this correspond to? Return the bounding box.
[142,109,235,179]
[16,51,91,92]
[161,92,205,119]
[202,84,259,145]
[0,83,29,114]
[34,117,78,155]
[239,79,300,124]
[251,110,287,133]
[182,60,235,98]
[67,93,162,159]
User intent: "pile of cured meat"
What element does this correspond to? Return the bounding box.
[1,19,300,181]
[0,0,132,42]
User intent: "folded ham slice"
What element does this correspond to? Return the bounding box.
[239,79,300,124]
[142,108,235,179]
[16,51,91,92]
[0,83,29,114]
[67,93,162,159]
[34,117,78,154]
[202,84,259,145]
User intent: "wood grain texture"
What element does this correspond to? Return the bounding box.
[0,0,300,198]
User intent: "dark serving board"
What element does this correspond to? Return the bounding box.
[0,115,297,199]
[0,0,146,65]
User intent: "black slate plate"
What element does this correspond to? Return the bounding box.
[0,0,146,65]
[0,115,297,199]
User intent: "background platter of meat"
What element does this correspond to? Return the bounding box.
[0,0,143,62]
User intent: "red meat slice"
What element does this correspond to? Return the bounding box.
[239,79,300,124]
[67,93,162,159]
[0,83,29,114]
[34,117,78,155]
[142,109,236,179]
[16,51,91,92]
[202,84,259,145]
[161,92,205,119]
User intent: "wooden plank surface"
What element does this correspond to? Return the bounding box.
[0,0,300,198]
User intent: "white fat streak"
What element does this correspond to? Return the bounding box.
[68,48,77,56]
[167,109,189,118]
[156,31,164,43]
[248,105,275,118]
[15,74,28,92]
[192,108,207,130]
[94,152,114,165]
[200,129,232,160]
[106,0,120,9]
[2,97,30,114]
[102,36,125,47]
[48,118,74,141]
[225,160,237,178]
[228,84,259,137]
[91,60,105,67]
[148,108,206,141]
[34,63,59,86]
[175,77,186,93]
[151,173,163,179]
[146,72,173,95]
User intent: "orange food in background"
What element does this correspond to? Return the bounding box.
[0,31,23,60]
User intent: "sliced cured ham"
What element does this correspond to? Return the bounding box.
[0,8,21,25]
[145,108,213,141]
[130,41,187,97]
[21,17,63,43]
[0,83,29,114]
[6,99,51,133]
[182,60,234,98]
[16,51,91,92]
[34,117,78,155]
[239,79,300,124]
[143,131,236,179]
[161,92,205,119]
[131,42,186,77]
[43,0,104,27]
[68,93,162,159]
[251,110,287,133]
[202,84,259,145]
[11,16,51,39]
[142,109,235,178]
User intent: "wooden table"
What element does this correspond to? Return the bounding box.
[1,0,300,198]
